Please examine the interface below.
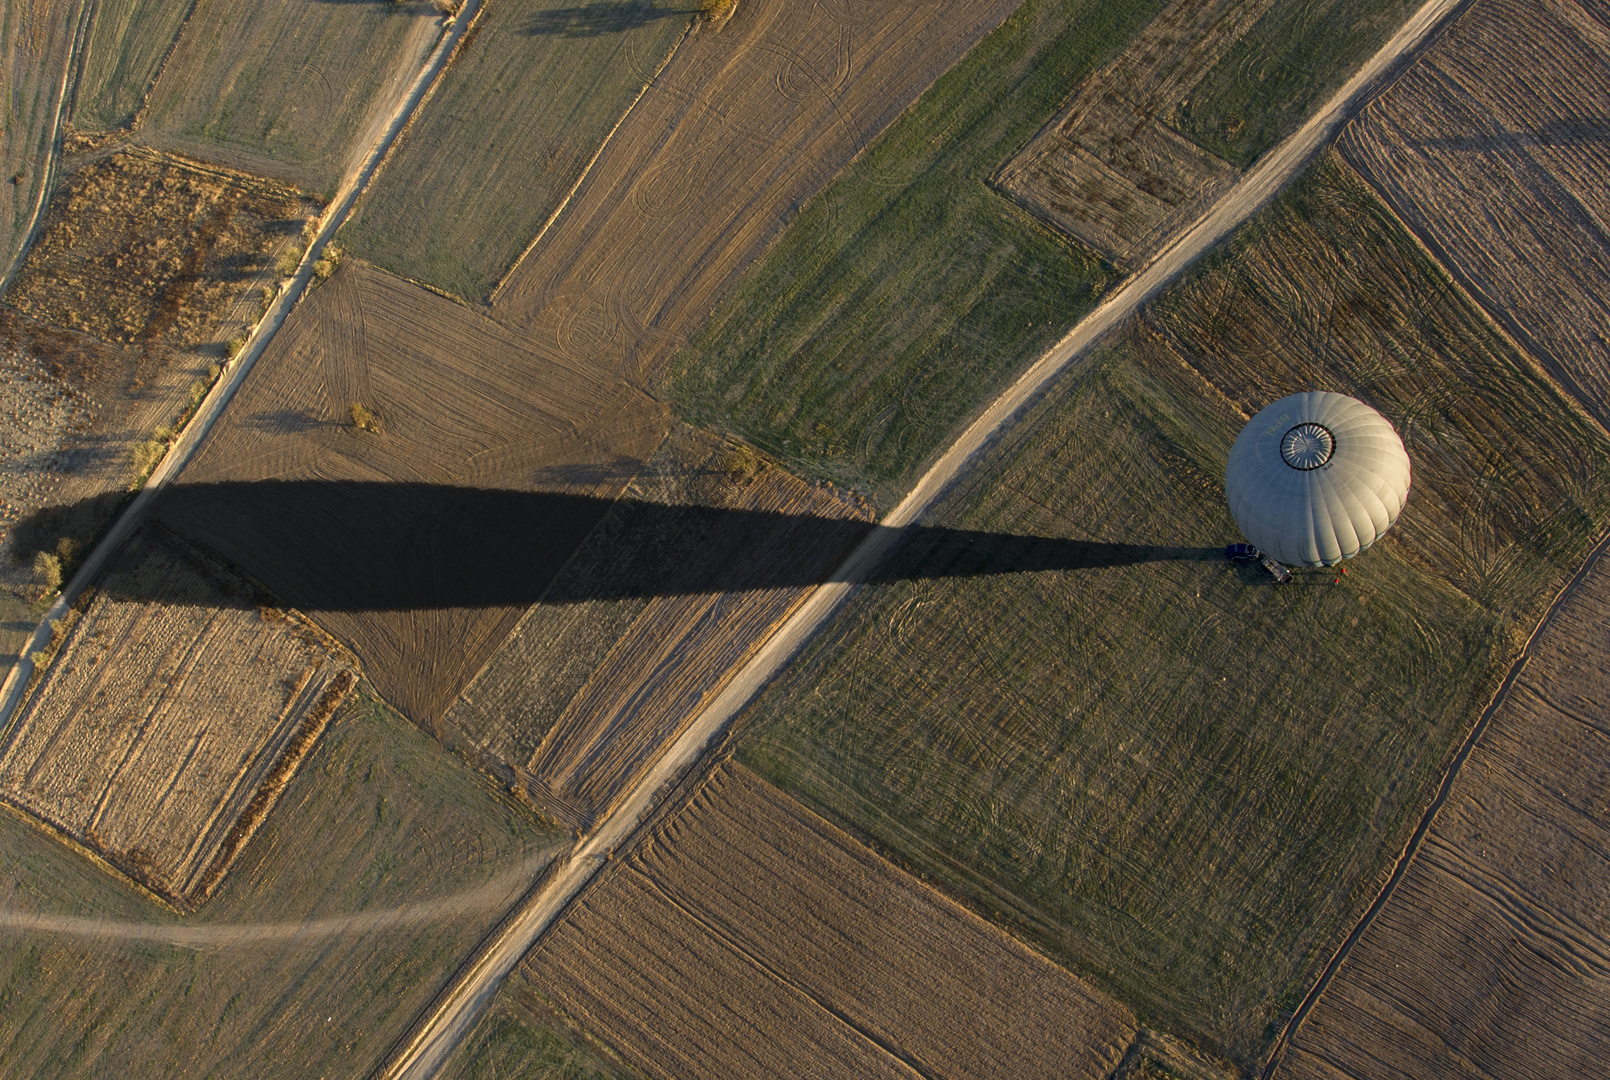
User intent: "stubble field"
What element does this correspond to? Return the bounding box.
[996,0,1264,267]
[668,0,1167,506]
[1339,0,1610,429]
[1175,0,1420,167]
[1281,549,1610,1079]
[68,0,193,133]
[523,762,1137,1080]
[446,425,870,827]
[133,0,440,195]
[731,154,1610,1065]
[157,262,671,726]
[342,0,691,302]
[0,688,563,1078]
[0,0,83,280]
[0,525,355,908]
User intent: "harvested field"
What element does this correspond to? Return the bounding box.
[0,689,564,1078]
[0,0,84,278]
[1279,547,1610,1080]
[159,262,671,725]
[343,0,690,302]
[1339,0,1610,430]
[134,0,440,195]
[70,0,194,132]
[447,426,870,826]
[1177,0,1419,167]
[495,0,1024,383]
[524,762,1136,1080]
[668,0,1164,506]
[0,524,355,907]
[996,0,1267,266]
[444,969,640,1080]
[733,223,1610,1065]
[1145,152,1610,619]
[6,150,310,347]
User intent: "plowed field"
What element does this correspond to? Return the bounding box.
[524,763,1135,1080]
[342,0,690,302]
[1340,0,1610,428]
[493,0,1022,381]
[0,525,354,907]
[448,427,869,826]
[134,0,439,194]
[1279,548,1610,1080]
[160,262,671,725]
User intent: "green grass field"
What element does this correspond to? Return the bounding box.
[133,0,439,195]
[733,159,1610,1066]
[668,0,1178,510]
[444,970,639,1080]
[1175,0,1420,168]
[342,0,690,303]
[70,0,194,132]
[0,687,562,1078]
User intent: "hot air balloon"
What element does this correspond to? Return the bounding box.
[1225,392,1411,568]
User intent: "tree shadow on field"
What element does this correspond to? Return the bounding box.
[1421,118,1610,152]
[16,482,1221,610]
[524,2,693,37]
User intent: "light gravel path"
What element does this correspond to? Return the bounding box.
[378,1,1470,1077]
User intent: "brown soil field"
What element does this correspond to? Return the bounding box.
[1338,0,1610,429]
[0,0,84,280]
[0,524,354,907]
[524,762,1136,1080]
[997,0,1268,267]
[447,426,869,827]
[159,262,672,725]
[6,149,310,347]
[1278,547,1610,1079]
[1145,151,1610,620]
[492,0,1022,381]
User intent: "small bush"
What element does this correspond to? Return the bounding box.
[131,438,167,479]
[720,443,759,484]
[312,244,342,285]
[226,335,249,359]
[33,552,62,593]
[274,245,304,277]
[349,402,382,434]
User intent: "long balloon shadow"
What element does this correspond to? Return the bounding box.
[17,482,1219,611]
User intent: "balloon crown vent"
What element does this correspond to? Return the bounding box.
[1280,423,1334,470]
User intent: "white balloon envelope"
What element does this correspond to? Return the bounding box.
[1225,392,1411,567]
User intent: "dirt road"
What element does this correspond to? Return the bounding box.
[378,1,1469,1076]
[0,0,480,734]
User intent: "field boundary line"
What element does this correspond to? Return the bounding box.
[0,0,488,741]
[1260,524,1610,1079]
[377,2,1469,1076]
[0,0,93,299]
[486,18,694,306]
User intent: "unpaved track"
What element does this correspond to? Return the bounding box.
[0,0,483,734]
[0,849,554,946]
[379,2,1468,1076]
